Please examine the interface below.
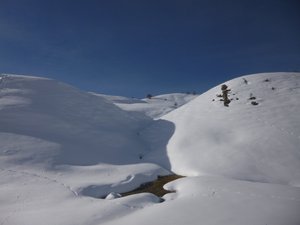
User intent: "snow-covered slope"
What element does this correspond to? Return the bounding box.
[0,74,169,225]
[1,73,299,225]
[0,74,152,167]
[160,72,300,186]
[96,93,198,119]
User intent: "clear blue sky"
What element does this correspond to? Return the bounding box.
[0,0,299,97]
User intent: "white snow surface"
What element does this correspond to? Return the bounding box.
[0,72,300,225]
[162,73,300,186]
[95,92,198,119]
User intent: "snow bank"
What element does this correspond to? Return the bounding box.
[106,176,300,225]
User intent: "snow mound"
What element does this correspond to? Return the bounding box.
[162,72,300,186]
[0,74,149,167]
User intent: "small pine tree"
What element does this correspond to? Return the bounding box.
[221,84,231,107]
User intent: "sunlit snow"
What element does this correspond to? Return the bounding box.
[0,73,299,225]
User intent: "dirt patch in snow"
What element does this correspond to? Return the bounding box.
[121,174,184,198]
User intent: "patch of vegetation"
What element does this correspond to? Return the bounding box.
[146,94,153,99]
[215,84,232,107]
[121,174,184,198]
[248,93,256,100]
[243,78,248,84]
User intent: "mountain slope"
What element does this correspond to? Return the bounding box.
[0,74,169,225]
[0,74,151,166]
[0,73,299,225]
[160,72,300,186]
[97,93,198,119]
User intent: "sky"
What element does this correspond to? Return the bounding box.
[0,0,299,98]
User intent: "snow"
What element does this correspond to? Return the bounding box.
[162,73,300,186]
[105,176,300,225]
[96,92,198,119]
[0,72,300,225]
[0,74,150,166]
[105,192,122,200]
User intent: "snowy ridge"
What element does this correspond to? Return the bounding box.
[95,92,198,119]
[91,93,145,104]
[1,73,300,225]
